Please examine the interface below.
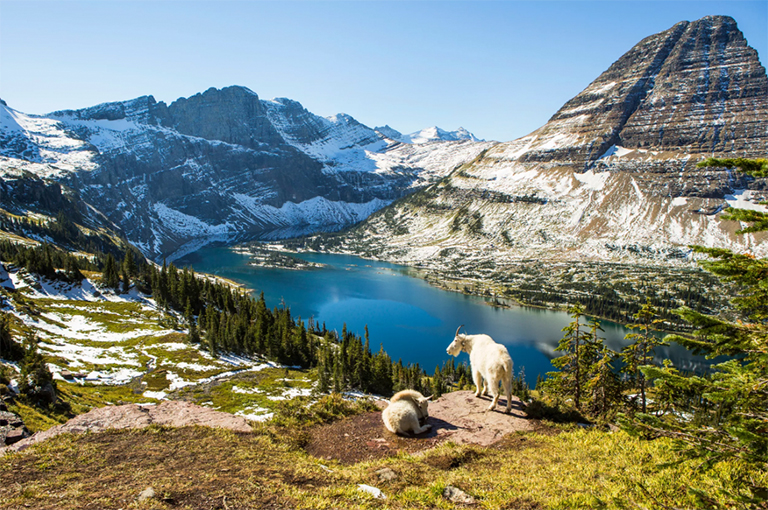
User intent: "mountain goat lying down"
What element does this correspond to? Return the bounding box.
[382,389,432,435]
[446,325,514,413]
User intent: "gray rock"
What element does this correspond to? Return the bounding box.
[4,400,252,453]
[4,429,28,445]
[137,487,156,502]
[375,467,397,482]
[443,485,476,505]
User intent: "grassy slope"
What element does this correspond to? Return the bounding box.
[2,259,762,509]
[1,422,763,510]
[1,269,319,432]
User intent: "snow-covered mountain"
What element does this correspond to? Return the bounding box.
[375,125,483,144]
[325,16,768,269]
[0,90,491,260]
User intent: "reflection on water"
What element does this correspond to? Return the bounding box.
[177,245,713,385]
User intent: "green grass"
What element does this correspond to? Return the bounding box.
[2,423,763,509]
[7,381,155,433]
[170,367,317,417]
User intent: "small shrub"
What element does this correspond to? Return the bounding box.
[270,393,377,428]
[524,399,586,423]
[0,364,13,385]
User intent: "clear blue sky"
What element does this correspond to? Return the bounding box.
[1,1,765,142]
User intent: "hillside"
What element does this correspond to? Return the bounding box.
[2,397,764,509]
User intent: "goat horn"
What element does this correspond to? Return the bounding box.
[425,395,433,401]
[455,324,464,337]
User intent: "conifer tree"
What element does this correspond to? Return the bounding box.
[19,333,56,404]
[101,254,120,289]
[122,250,137,278]
[622,158,768,476]
[621,299,666,413]
[546,303,590,411]
[431,365,447,398]
[0,313,23,362]
[333,354,343,393]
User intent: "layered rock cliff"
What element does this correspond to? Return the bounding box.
[328,16,768,268]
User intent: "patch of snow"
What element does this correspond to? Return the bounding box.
[402,126,483,144]
[358,484,386,500]
[153,203,232,238]
[150,342,189,351]
[235,406,274,422]
[588,81,617,95]
[724,189,768,212]
[143,390,168,400]
[174,362,221,372]
[232,386,263,395]
[267,387,313,401]
[82,368,144,384]
[671,197,688,207]
[598,145,635,159]
[575,170,610,191]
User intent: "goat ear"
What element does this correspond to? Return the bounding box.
[425,395,433,401]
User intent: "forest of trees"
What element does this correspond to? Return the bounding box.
[0,209,131,261]
[1,239,484,399]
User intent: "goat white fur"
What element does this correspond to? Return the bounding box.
[390,389,431,424]
[446,325,514,413]
[382,390,432,435]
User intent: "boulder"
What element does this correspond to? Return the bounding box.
[2,400,252,454]
[443,485,476,505]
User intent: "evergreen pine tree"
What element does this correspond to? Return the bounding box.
[19,333,56,404]
[621,299,665,413]
[621,158,768,477]
[545,303,590,411]
[0,313,23,362]
[102,254,120,289]
[431,365,446,398]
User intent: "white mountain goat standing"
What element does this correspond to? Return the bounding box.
[446,325,514,413]
[382,389,432,435]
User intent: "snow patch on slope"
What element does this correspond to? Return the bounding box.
[725,189,768,212]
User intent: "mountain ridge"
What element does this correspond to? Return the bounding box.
[310,15,768,273]
[0,87,492,260]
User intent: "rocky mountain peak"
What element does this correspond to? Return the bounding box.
[158,85,286,148]
[50,95,159,124]
[514,15,767,169]
[374,125,404,140]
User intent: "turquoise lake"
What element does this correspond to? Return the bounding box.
[177,245,701,386]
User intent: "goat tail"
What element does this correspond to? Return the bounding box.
[503,356,514,389]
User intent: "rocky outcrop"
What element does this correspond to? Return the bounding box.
[1,400,252,454]
[519,15,767,169]
[0,404,31,447]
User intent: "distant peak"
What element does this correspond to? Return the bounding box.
[404,126,483,144]
[374,125,404,140]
